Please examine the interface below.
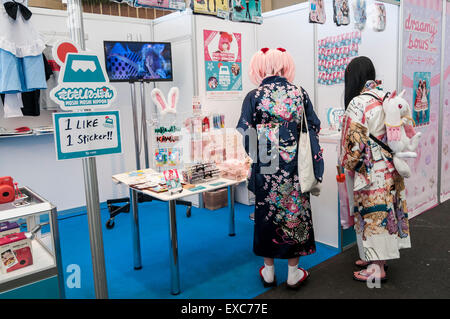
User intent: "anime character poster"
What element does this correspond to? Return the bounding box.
[352,0,367,30]
[231,0,262,24]
[192,0,217,16]
[333,0,350,26]
[412,72,431,126]
[203,30,242,99]
[402,0,442,217]
[309,0,326,24]
[216,0,231,19]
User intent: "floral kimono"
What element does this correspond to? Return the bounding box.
[340,80,411,261]
[237,76,321,259]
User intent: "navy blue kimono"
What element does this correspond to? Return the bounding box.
[237,76,322,259]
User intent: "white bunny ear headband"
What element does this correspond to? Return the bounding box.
[151,87,179,115]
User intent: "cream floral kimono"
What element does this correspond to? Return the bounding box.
[340,81,411,261]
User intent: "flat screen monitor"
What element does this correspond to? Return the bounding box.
[103,41,173,82]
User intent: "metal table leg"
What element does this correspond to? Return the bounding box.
[168,199,180,295]
[228,185,236,236]
[130,189,142,270]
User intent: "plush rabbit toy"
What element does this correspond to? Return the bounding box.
[383,90,422,178]
[151,87,179,115]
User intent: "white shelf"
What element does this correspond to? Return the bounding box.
[0,239,56,286]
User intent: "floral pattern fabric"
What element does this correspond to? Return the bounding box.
[339,82,411,261]
[237,76,317,258]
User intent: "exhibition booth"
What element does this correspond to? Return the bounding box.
[0,0,449,299]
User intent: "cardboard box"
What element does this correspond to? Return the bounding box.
[0,232,33,274]
[203,188,228,210]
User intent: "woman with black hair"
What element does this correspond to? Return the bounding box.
[339,56,411,283]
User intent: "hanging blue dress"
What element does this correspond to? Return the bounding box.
[237,75,322,259]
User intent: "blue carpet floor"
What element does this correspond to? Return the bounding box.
[58,201,340,299]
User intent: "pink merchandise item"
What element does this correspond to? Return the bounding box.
[0,232,33,274]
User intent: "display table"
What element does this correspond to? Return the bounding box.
[0,187,64,298]
[112,169,245,295]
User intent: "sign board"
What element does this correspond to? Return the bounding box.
[53,111,122,160]
[50,41,117,110]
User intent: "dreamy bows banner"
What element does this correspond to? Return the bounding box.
[440,2,450,202]
[402,0,443,217]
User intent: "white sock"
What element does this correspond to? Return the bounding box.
[287,264,306,286]
[261,264,274,283]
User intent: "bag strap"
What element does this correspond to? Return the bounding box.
[359,91,394,155]
[369,133,394,155]
[300,107,309,134]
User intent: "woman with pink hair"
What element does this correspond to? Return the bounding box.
[237,48,322,289]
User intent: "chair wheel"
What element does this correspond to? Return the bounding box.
[186,207,192,218]
[106,219,115,229]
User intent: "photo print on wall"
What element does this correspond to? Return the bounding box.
[309,0,326,24]
[413,72,431,126]
[371,2,386,32]
[352,0,367,30]
[333,0,350,26]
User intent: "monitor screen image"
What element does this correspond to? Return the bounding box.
[104,41,173,82]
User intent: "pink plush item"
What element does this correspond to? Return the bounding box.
[404,124,416,139]
[249,48,296,85]
[386,126,401,142]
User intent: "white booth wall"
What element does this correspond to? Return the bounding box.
[0,2,404,249]
[0,8,154,211]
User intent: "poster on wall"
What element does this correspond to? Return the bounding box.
[203,30,243,99]
[231,0,263,24]
[402,0,442,217]
[333,0,350,26]
[133,0,186,10]
[192,0,218,16]
[309,0,326,24]
[440,3,450,202]
[371,2,386,32]
[318,31,361,85]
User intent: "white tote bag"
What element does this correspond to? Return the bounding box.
[298,108,320,194]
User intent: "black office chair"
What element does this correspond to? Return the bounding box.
[105,194,192,229]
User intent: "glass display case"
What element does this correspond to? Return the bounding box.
[0,187,64,298]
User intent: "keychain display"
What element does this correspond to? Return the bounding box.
[318,31,361,85]
[155,147,182,167]
[154,125,181,135]
[352,0,367,30]
[333,0,350,26]
[309,0,326,24]
[156,135,180,143]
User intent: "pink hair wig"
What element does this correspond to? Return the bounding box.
[248,48,296,86]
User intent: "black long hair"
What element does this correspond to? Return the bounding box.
[344,56,376,109]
